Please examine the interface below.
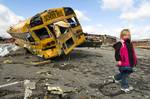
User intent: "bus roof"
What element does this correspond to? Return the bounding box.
[7,18,30,34]
[7,7,75,34]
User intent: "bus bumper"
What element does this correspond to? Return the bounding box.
[41,48,59,59]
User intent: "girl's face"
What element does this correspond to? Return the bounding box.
[122,32,131,40]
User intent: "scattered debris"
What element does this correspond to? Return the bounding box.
[79,33,117,47]
[4,77,16,82]
[30,60,51,66]
[53,63,75,70]
[0,44,20,57]
[0,81,21,89]
[46,84,76,94]
[45,84,80,99]
[3,59,13,64]
[0,47,150,99]
[24,80,36,99]
[36,70,52,76]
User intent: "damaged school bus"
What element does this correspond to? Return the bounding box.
[7,7,85,59]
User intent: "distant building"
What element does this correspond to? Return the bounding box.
[84,33,117,45]
[79,33,117,47]
[132,39,150,48]
[102,35,117,45]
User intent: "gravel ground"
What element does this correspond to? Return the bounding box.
[0,47,150,99]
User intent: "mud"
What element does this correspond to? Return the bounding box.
[0,47,150,99]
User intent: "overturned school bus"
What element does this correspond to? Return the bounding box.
[7,7,85,59]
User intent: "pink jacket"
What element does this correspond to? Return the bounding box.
[113,40,137,67]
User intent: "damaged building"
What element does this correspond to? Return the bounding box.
[79,33,117,47]
[132,39,150,49]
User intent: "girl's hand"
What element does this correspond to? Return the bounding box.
[118,61,122,65]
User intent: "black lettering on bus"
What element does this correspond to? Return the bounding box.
[43,10,63,22]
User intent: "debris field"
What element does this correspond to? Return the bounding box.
[0,47,150,99]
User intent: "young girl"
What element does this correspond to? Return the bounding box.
[113,29,137,92]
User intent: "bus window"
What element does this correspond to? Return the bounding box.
[30,14,43,27]
[25,33,35,42]
[67,17,79,28]
[34,27,51,40]
[64,7,74,16]
[66,37,74,48]
[59,26,69,34]
[54,21,70,37]
[47,24,56,38]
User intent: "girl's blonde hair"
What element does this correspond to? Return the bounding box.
[120,29,131,39]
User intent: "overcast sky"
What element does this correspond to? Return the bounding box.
[0,0,150,40]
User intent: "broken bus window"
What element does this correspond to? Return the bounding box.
[30,14,43,27]
[59,26,69,34]
[64,7,74,16]
[67,17,79,28]
[26,33,35,42]
[34,28,51,40]
[47,24,56,38]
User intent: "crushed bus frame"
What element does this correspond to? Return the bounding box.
[7,7,85,59]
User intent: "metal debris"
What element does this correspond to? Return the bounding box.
[0,44,20,57]
[30,60,51,66]
[0,81,21,89]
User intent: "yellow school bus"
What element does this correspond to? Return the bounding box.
[7,7,85,59]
